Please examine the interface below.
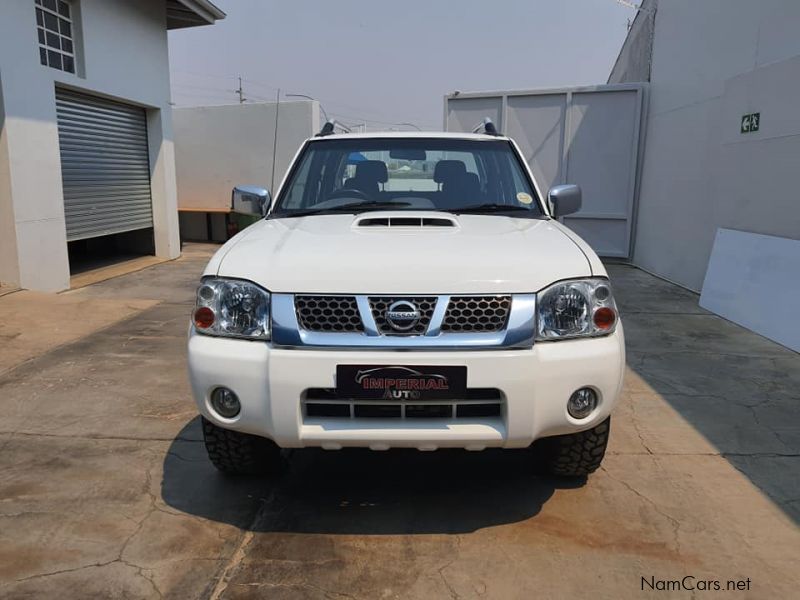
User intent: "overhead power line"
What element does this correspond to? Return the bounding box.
[172,68,434,125]
[285,93,330,122]
[170,74,436,128]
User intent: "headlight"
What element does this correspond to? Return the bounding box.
[192,278,270,340]
[536,278,617,340]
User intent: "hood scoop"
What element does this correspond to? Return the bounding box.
[354,214,458,228]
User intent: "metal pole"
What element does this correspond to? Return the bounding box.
[270,88,280,192]
[285,93,329,122]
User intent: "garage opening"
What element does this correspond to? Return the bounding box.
[66,229,155,278]
[55,87,156,279]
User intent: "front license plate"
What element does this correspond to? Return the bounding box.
[336,365,467,400]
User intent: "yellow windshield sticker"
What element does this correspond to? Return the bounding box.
[517,192,533,205]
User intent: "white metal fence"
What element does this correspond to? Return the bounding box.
[444,84,647,258]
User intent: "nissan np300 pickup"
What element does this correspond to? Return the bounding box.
[188,127,625,478]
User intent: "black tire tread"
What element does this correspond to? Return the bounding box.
[542,417,610,477]
[202,417,283,475]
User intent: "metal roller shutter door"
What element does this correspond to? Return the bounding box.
[55,88,154,241]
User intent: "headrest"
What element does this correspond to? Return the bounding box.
[433,160,467,183]
[355,160,388,183]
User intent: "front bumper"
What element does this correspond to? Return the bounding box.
[187,326,625,450]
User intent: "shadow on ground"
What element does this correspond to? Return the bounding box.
[161,417,577,535]
[608,264,800,524]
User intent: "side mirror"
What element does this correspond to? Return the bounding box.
[548,184,582,218]
[232,185,271,217]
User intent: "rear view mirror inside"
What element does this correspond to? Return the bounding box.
[389,149,426,161]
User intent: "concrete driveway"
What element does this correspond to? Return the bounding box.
[0,243,798,599]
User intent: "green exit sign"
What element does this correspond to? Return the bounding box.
[741,112,760,133]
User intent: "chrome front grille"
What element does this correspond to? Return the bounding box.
[295,295,512,335]
[277,293,537,349]
[369,296,437,335]
[295,295,363,332]
[442,296,512,333]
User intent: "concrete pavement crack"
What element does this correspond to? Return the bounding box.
[744,404,796,452]
[600,466,685,558]
[5,454,167,595]
[206,490,278,600]
[9,560,118,584]
[230,581,359,599]
[7,556,162,599]
[628,401,654,455]
[438,559,461,600]
[0,432,16,454]
[436,534,463,600]
[0,300,185,380]
[0,430,203,443]
[112,455,167,599]
[166,449,208,463]
[606,451,800,457]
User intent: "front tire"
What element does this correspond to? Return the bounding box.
[539,417,610,477]
[201,417,284,475]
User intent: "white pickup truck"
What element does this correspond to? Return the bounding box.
[187,127,625,479]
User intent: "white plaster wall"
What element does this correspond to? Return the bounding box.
[631,0,800,290]
[0,0,180,291]
[0,81,21,286]
[173,101,319,211]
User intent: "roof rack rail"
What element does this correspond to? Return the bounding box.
[316,122,336,137]
[315,120,352,137]
[472,117,500,136]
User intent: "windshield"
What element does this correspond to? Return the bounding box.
[271,138,543,217]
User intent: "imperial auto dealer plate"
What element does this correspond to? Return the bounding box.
[336,365,467,401]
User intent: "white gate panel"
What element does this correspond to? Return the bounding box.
[444,84,645,259]
[445,96,502,133]
[563,90,641,257]
[506,94,567,192]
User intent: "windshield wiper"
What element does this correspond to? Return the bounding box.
[273,201,412,218]
[324,200,412,212]
[454,203,533,214]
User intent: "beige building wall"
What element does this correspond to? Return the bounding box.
[0,0,182,291]
[174,101,320,212]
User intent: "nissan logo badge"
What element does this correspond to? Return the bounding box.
[385,300,421,331]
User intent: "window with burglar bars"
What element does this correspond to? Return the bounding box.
[35,0,76,74]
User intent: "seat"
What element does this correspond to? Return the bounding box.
[343,160,388,197]
[433,160,467,188]
[433,160,481,208]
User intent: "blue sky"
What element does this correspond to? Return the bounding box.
[168,0,636,130]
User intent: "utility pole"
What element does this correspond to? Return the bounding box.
[270,88,280,191]
[236,76,246,104]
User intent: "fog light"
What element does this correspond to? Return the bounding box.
[567,388,597,419]
[210,387,240,418]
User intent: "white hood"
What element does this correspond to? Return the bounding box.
[209,212,593,294]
